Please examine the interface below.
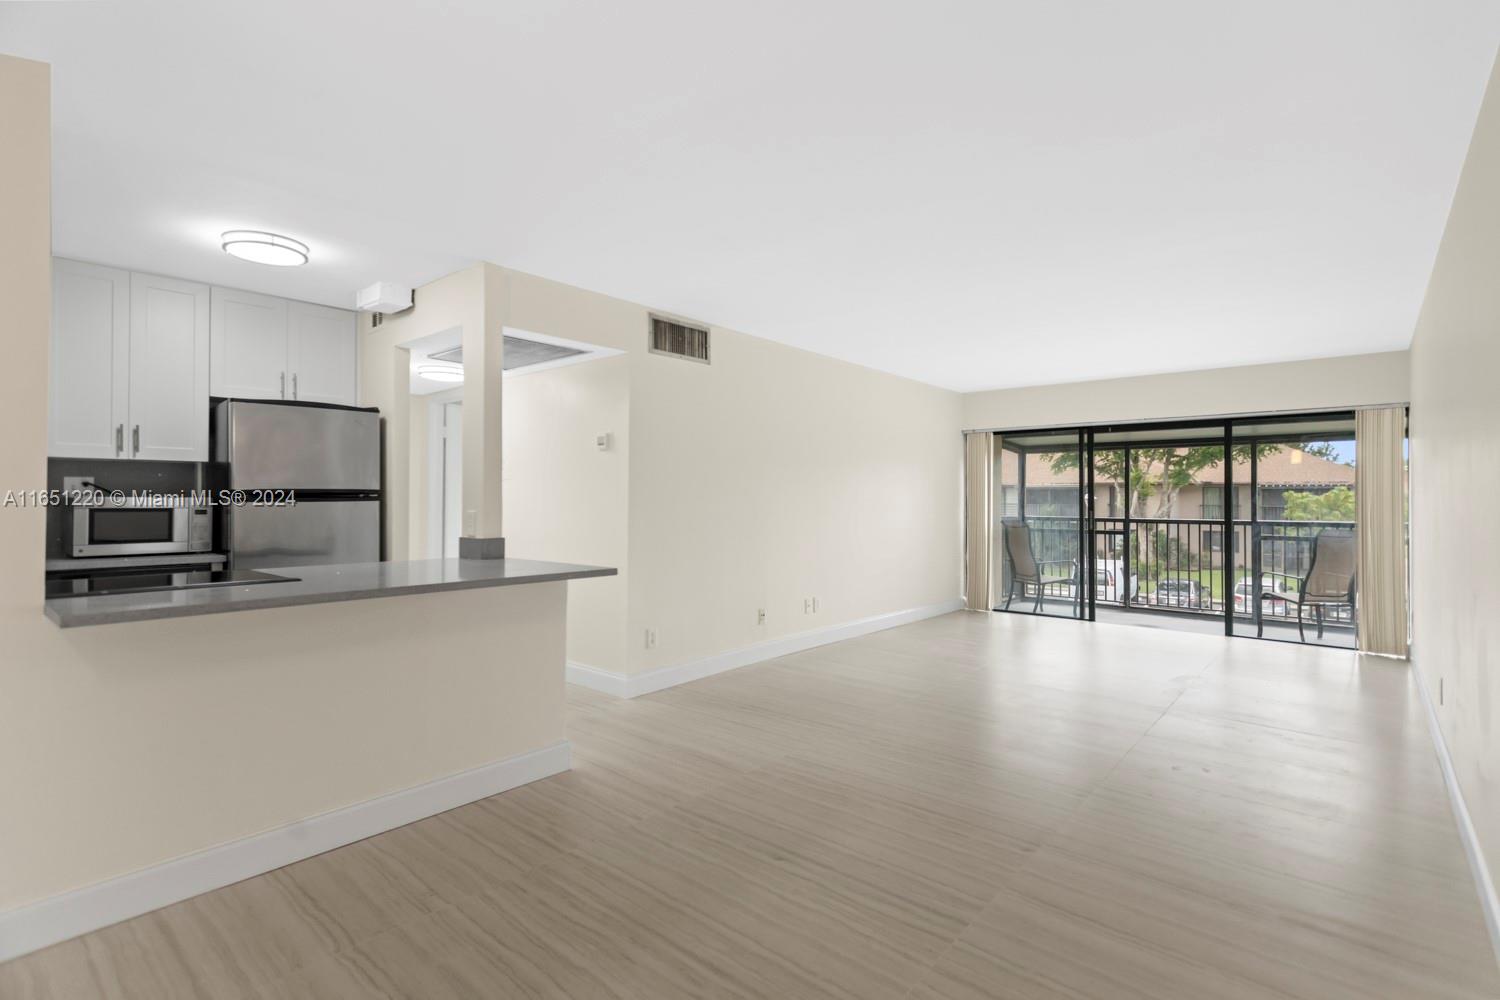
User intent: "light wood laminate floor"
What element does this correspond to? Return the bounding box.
[3,612,1497,999]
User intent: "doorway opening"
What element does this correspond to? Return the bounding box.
[426,394,463,559]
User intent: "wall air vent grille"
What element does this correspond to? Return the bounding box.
[648,315,710,364]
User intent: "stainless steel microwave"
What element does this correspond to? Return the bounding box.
[68,495,213,558]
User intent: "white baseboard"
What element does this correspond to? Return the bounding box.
[565,660,631,697]
[0,740,572,964]
[568,598,965,699]
[1413,664,1500,967]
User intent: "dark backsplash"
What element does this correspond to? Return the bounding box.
[45,458,209,560]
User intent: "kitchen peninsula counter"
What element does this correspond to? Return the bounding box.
[44,558,616,628]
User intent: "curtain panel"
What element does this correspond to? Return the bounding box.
[964,432,994,611]
[1355,407,1408,657]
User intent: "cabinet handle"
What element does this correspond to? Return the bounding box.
[280,372,286,399]
[292,373,298,400]
[115,424,124,456]
[131,425,140,456]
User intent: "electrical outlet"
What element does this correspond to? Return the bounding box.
[757,608,766,626]
[803,598,812,615]
[644,628,657,650]
[812,596,820,613]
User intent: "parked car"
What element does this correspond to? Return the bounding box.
[1094,559,1138,603]
[1233,577,1290,616]
[1153,578,1205,608]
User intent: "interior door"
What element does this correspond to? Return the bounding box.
[287,300,357,405]
[49,259,130,459]
[211,286,288,400]
[129,272,210,461]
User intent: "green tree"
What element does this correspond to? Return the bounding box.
[1300,441,1342,462]
[1049,444,1281,517]
[1282,486,1355,522]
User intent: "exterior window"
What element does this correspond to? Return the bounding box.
[999,486,1019,518]
[1201,486,1224,520]
[1260,488,1286,520]
[1023,487,1079,517]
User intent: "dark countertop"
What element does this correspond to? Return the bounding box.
[44,558,617,628]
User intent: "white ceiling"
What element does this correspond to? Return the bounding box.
[4,2,1498,392]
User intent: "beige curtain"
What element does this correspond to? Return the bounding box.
[964,432,994,611]
[1355,407,1408,656]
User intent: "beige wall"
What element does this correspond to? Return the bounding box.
[1410,53,1500,885]
[357,263,491,560]
[963,350,1410,431]
[624,325,962,674]
[407,392,430,556]
[502,269,964,677]
[502,357,631,673]
[464,264,508,539]
[0,54,568,917]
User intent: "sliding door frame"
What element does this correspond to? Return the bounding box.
[991,409,1358,645]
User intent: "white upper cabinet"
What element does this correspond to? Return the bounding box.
[287,301,357,405]
[49,260,130,459]
[50,261,360,461]
[129,273,210,462]
[211,289,357,406]
[49,262,211,462]
[211,287,289,400]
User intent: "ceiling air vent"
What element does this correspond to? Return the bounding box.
[649,315,710,364]
[430,336,587,372]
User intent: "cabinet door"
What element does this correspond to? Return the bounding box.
[210,286,288,400]
[287,301,357,405]
[49,259,131,459]
[129,273,210,461]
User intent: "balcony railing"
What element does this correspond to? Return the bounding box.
[1000,515,1356,626]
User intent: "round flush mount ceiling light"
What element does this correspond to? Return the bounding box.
[415,362,464,383]
[221,230,309,267]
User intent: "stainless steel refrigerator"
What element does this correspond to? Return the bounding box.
[213,399,381,569]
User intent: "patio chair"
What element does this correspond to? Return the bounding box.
[1281,530,1358,642]
[1001,520,1079,615]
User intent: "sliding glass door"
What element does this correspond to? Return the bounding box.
[1230,414,1358,648]
[993,430,1086,619]
[989,411,1361,648]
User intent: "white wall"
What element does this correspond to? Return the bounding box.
[0,55,568,924]
[962,350,1410,431]
[502,357,631,673]
[1409,52,1500,890]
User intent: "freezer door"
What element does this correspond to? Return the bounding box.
[221,401,380,491]
[227,500,380,569]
